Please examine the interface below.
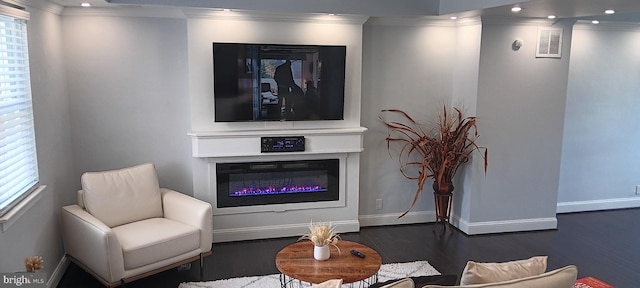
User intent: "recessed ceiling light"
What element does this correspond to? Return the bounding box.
[328,13,336,16]
[604,9,615,15]
[222,8,232,12]
[81,2,91,7]
[511,6,522,13]
[450,16,458,20]
[592,20,600,24]
[547,15,556,19]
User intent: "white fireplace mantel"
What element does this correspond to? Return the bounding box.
[188,127,367,158]
[189,126,367,242]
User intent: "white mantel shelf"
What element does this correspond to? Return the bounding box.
[188,127,368,158]
[188,127,367,138]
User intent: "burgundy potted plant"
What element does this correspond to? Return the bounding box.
[380,106,487,231]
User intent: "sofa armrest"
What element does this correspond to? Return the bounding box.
[61,205,125,283]
[161,188,213,252]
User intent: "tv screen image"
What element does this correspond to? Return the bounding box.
[213,43,346,122]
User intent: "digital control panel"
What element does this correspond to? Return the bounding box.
[261,136,305,153]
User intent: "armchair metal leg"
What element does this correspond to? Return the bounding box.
[199,253,204,280]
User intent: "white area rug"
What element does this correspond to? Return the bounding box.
[179,260,440,288]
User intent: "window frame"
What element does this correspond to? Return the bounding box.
[0,1,43,232]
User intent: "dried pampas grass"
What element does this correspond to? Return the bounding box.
[25,256,44,272]
[298,221,341,254]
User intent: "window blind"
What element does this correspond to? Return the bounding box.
[0,11,38,216]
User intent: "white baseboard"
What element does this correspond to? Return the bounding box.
[453,216,557,235]
[215,198,639,241]
[557,197,640,213]
[212,220,360,243]
[47,255,69,288]
[358,211,434,227]
[360,211,557,235]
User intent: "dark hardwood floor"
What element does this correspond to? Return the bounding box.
[57,208,640,287]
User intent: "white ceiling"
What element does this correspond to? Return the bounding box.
[49,0,640,22]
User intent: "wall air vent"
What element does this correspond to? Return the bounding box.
[536,27,563,58]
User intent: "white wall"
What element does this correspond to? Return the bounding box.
[558,22,640,212]
[0,1,75,283]
[62,11,193,193]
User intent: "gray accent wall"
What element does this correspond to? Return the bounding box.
[467,19,573,232]
[360,18,457,226]
[359,18,574,234]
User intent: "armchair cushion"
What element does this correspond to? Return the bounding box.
[81,163,163,227]
[112,218,200,270]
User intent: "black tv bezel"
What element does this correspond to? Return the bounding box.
[212,42,347,122]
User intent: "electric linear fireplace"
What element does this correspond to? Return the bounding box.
[216,159,339,208]
[189,127,366,242]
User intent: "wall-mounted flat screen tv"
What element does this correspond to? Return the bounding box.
[213,42,346,122]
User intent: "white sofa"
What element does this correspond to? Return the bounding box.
[61,163,213,287]
[426,265,577,287]
[313,257,578,288]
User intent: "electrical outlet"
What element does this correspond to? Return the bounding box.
[375,199,383,210]
[636,185,640,195]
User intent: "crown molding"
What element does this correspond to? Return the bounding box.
[481,16,556,26]
[573,20,640,32]
[364,15,481,27]
[12,0,63,15]
[62,6,186,18]
[364,16,455,27]
[182,8,369,25]
[455,16,482,27]
[61,6,370,24]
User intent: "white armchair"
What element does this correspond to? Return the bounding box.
[61,163,212,287]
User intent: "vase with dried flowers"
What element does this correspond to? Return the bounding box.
[298,221,341,260]
[380,106,487,231]
[25,256,44,272]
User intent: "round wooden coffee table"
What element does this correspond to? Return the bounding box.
[275,240,382,287]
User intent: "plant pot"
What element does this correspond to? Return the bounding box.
[432,181,454,195]
[314,245,330,261]
[432,181,454,232]
[433,181,454,216]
